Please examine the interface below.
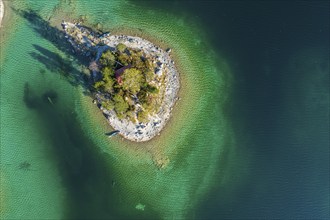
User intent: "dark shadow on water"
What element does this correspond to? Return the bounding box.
[23,82,39,109]
[23,82,121,219]
[30,44,91,88]
[13,8,93,92]
[23,83,162,219]
[41,89,58,104]
[13,8,89,66]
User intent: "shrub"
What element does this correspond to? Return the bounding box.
[126,110,137,123]
[144,70,154,82]
[116,43,127,53]
[137,110,149,123]
[146,84,159,94]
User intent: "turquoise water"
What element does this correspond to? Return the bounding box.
[1,1,236,219]
[0,13,72,218]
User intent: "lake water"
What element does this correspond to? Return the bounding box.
[0,0,329,219]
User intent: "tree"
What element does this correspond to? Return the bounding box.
[117,53,130,66]
[102,66,114,77]
[94,80,105,90]
[101,68,115,93]
[121,68,144,94]
[103,77,114,93]
[100,50,116,66]
[102,100,115,110]
[113,94,129,113]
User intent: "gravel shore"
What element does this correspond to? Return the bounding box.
[63,22,180,142]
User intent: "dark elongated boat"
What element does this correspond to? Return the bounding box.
[105,130,120,137]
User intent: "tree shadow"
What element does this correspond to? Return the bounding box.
[30,44,90,88]
[13,8,89,65]
[13,8,94,92]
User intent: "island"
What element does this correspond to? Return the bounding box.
[62,21,180,142]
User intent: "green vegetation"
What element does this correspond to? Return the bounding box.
[99,51,116,66]
[93,43,165,122]
[121,68,144,94]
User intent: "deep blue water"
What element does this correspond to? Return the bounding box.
[137,1,330,219]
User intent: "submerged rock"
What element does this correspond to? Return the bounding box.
[135,203,146,211]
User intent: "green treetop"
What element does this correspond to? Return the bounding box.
[121,68,144,94]
[100,50,116,66]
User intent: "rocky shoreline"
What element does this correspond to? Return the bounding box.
[62,22,180,142]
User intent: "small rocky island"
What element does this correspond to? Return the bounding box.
[62,21,180,142]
